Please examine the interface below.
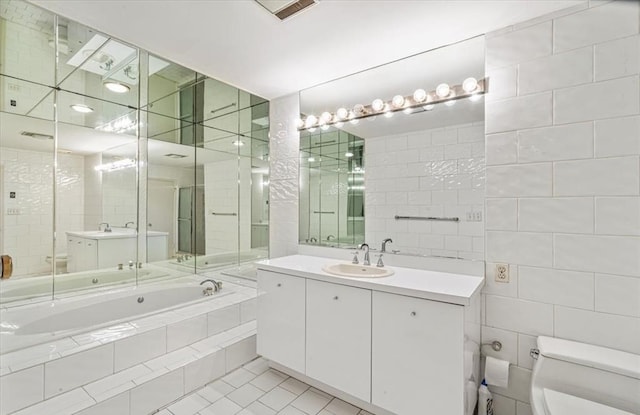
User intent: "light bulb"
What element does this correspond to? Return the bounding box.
[391,95,405,108]
[336,107,349,120]
[345,152,354,158]
[305,115,317,128]
[104,81,130,93]
[295,118,305,129]
[423,104,435,111]
[321,124,330,131]
[320,111,333,123]
[70,104,93,113]
[469,94,483,102]
[353,104,365,115]
[444,99,456,107]
[462,77,478,93]
[308,157,315,162]
[436,83,450,98]
[413,89,427,103]
[371,99,385,112]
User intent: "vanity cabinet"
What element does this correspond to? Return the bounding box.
[67,236,98,273]
[257,270,306,373]
[306,279,371,402]
[371,291,464,415]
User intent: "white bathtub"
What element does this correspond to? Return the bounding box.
[0,280,230,353]
[0,267,170,304]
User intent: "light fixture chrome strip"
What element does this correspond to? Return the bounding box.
[297,78,487,131]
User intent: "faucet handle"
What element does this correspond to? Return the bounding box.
[376,254,384,268]
[351,251,359,264]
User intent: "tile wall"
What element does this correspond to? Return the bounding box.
[482,1,640,414]
[365,122,485,259]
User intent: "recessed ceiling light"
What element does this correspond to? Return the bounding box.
[104,81,130,93]
[70,104,93,113]
[232,140,245,146]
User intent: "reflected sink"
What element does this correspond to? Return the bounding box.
[322,263,394,278]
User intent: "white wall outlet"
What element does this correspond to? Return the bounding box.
[6,208,20,215]
[466,211,483,221]
[495,263,509,283]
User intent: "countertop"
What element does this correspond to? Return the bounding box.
[257,255,484,306]
[66,230,169,239]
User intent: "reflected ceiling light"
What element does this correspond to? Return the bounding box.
[308,157,315,162]
[104,81,130,93]
[345,152,354,158]
[371,99,385,112]
[297,78,486,131]
[413,89,427,103]
[70,104,93,113]
[94,158,136,172]
[232,140,245,146]
[462,77,479,93]
[391,95,405,108]
[435,83,451,98]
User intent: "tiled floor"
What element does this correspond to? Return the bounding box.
[158,357,372,415]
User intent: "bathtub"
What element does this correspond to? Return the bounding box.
[0,280,231,353]
[0,267,170,304]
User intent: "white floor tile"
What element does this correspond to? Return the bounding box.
[199,397,243,415]
[237,400,276,415]
[227,383,265,407]
[243,358,270,375]
[279,378,309,396]
[258,387,297,411]
[291,389,332,414]
[250,369,288,392]
[168,393,211,415]
[278,406,307,415]
[223,368,256,388]
[324,398,360,415]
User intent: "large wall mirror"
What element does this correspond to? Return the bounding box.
[299,36,485,260]
[0,1,268,306]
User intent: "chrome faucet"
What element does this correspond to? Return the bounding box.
[125,221,135,228]
[200,278,222,295]
[326,235,335,241]
[381,238,393,252]
[98,222,112,232]
[359,243,370,266]
[376,254,385,267]
[309,237,318,243]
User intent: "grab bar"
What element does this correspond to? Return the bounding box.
[313,211,335,214]
[210,212,237,216]
[394,215,459,222]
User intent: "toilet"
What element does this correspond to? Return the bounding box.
[530,336,640,415]
[45,253,68,274]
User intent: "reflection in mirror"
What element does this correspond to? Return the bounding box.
[299,36,485,260]
[299,129,364,247]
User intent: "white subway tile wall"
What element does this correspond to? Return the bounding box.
[365,122,485,259]
[483,2,640,414]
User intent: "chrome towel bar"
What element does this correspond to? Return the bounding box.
[394,215,459,222]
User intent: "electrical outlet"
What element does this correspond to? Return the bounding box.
[6,208,20,215]
[495,263,509,283]
[466,211,483,222]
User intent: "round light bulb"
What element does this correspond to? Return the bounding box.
[305,115,317,128]
[336,107,349,120]
[444,100,456,107]
[353,104,365,115]
[345,152,354,158]
[104,81,130,93]
[413,89,427,103]
[371,99,385,112]
[423,104,435,111]
[436,83,451,98]
[391,95,405,108]
[462,77,478,93]
[320,111,333,123]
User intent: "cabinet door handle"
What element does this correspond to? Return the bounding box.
[277,283,282,287]
[333,296,339,300]
[411,311,417,316]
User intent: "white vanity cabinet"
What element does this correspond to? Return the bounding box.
[306,279,371,402]
[372,291,464,415]
[67,236,98,273]
[257,270,306,373]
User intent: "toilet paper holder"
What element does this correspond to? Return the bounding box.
[481,340,502,352]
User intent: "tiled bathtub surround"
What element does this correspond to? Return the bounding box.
[365,122,485,260]
[483,1,640,414]
[0,280,257,415]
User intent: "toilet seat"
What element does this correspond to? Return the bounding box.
[543,389,634,415]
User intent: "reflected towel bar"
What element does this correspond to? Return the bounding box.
[210,212,237,216]
[313,211,335,214]
[394,215,459,222]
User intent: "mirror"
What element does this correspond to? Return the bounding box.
[299,36,485,260]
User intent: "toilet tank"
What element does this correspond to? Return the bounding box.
[530,337,640,415]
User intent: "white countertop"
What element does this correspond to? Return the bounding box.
[66,230,169,239]
[257,255,484,306]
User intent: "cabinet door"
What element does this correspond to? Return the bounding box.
[257,270,306,373]
[306,279,371,402]
[83,239,98,270]
[372,291,464,415]
[67,236,78,273]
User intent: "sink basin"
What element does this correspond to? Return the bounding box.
[322,263,394,278]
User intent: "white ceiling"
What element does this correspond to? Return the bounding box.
[29,0,585,100]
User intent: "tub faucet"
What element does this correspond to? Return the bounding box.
[359,243,370,266]
[326,235,335,241]
[200,279,222,295]
[125,221,135,228]
[309,237,317,243]
[99,222,112,232]
[381,238,393,252]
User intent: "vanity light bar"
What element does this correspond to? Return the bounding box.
[297,77,487,131]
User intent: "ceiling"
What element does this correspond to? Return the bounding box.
[29,0,585,100]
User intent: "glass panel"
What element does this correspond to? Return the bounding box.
[0,1,55,86]
[0,81,55,305]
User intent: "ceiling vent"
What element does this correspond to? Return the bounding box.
[255,0,317,21]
